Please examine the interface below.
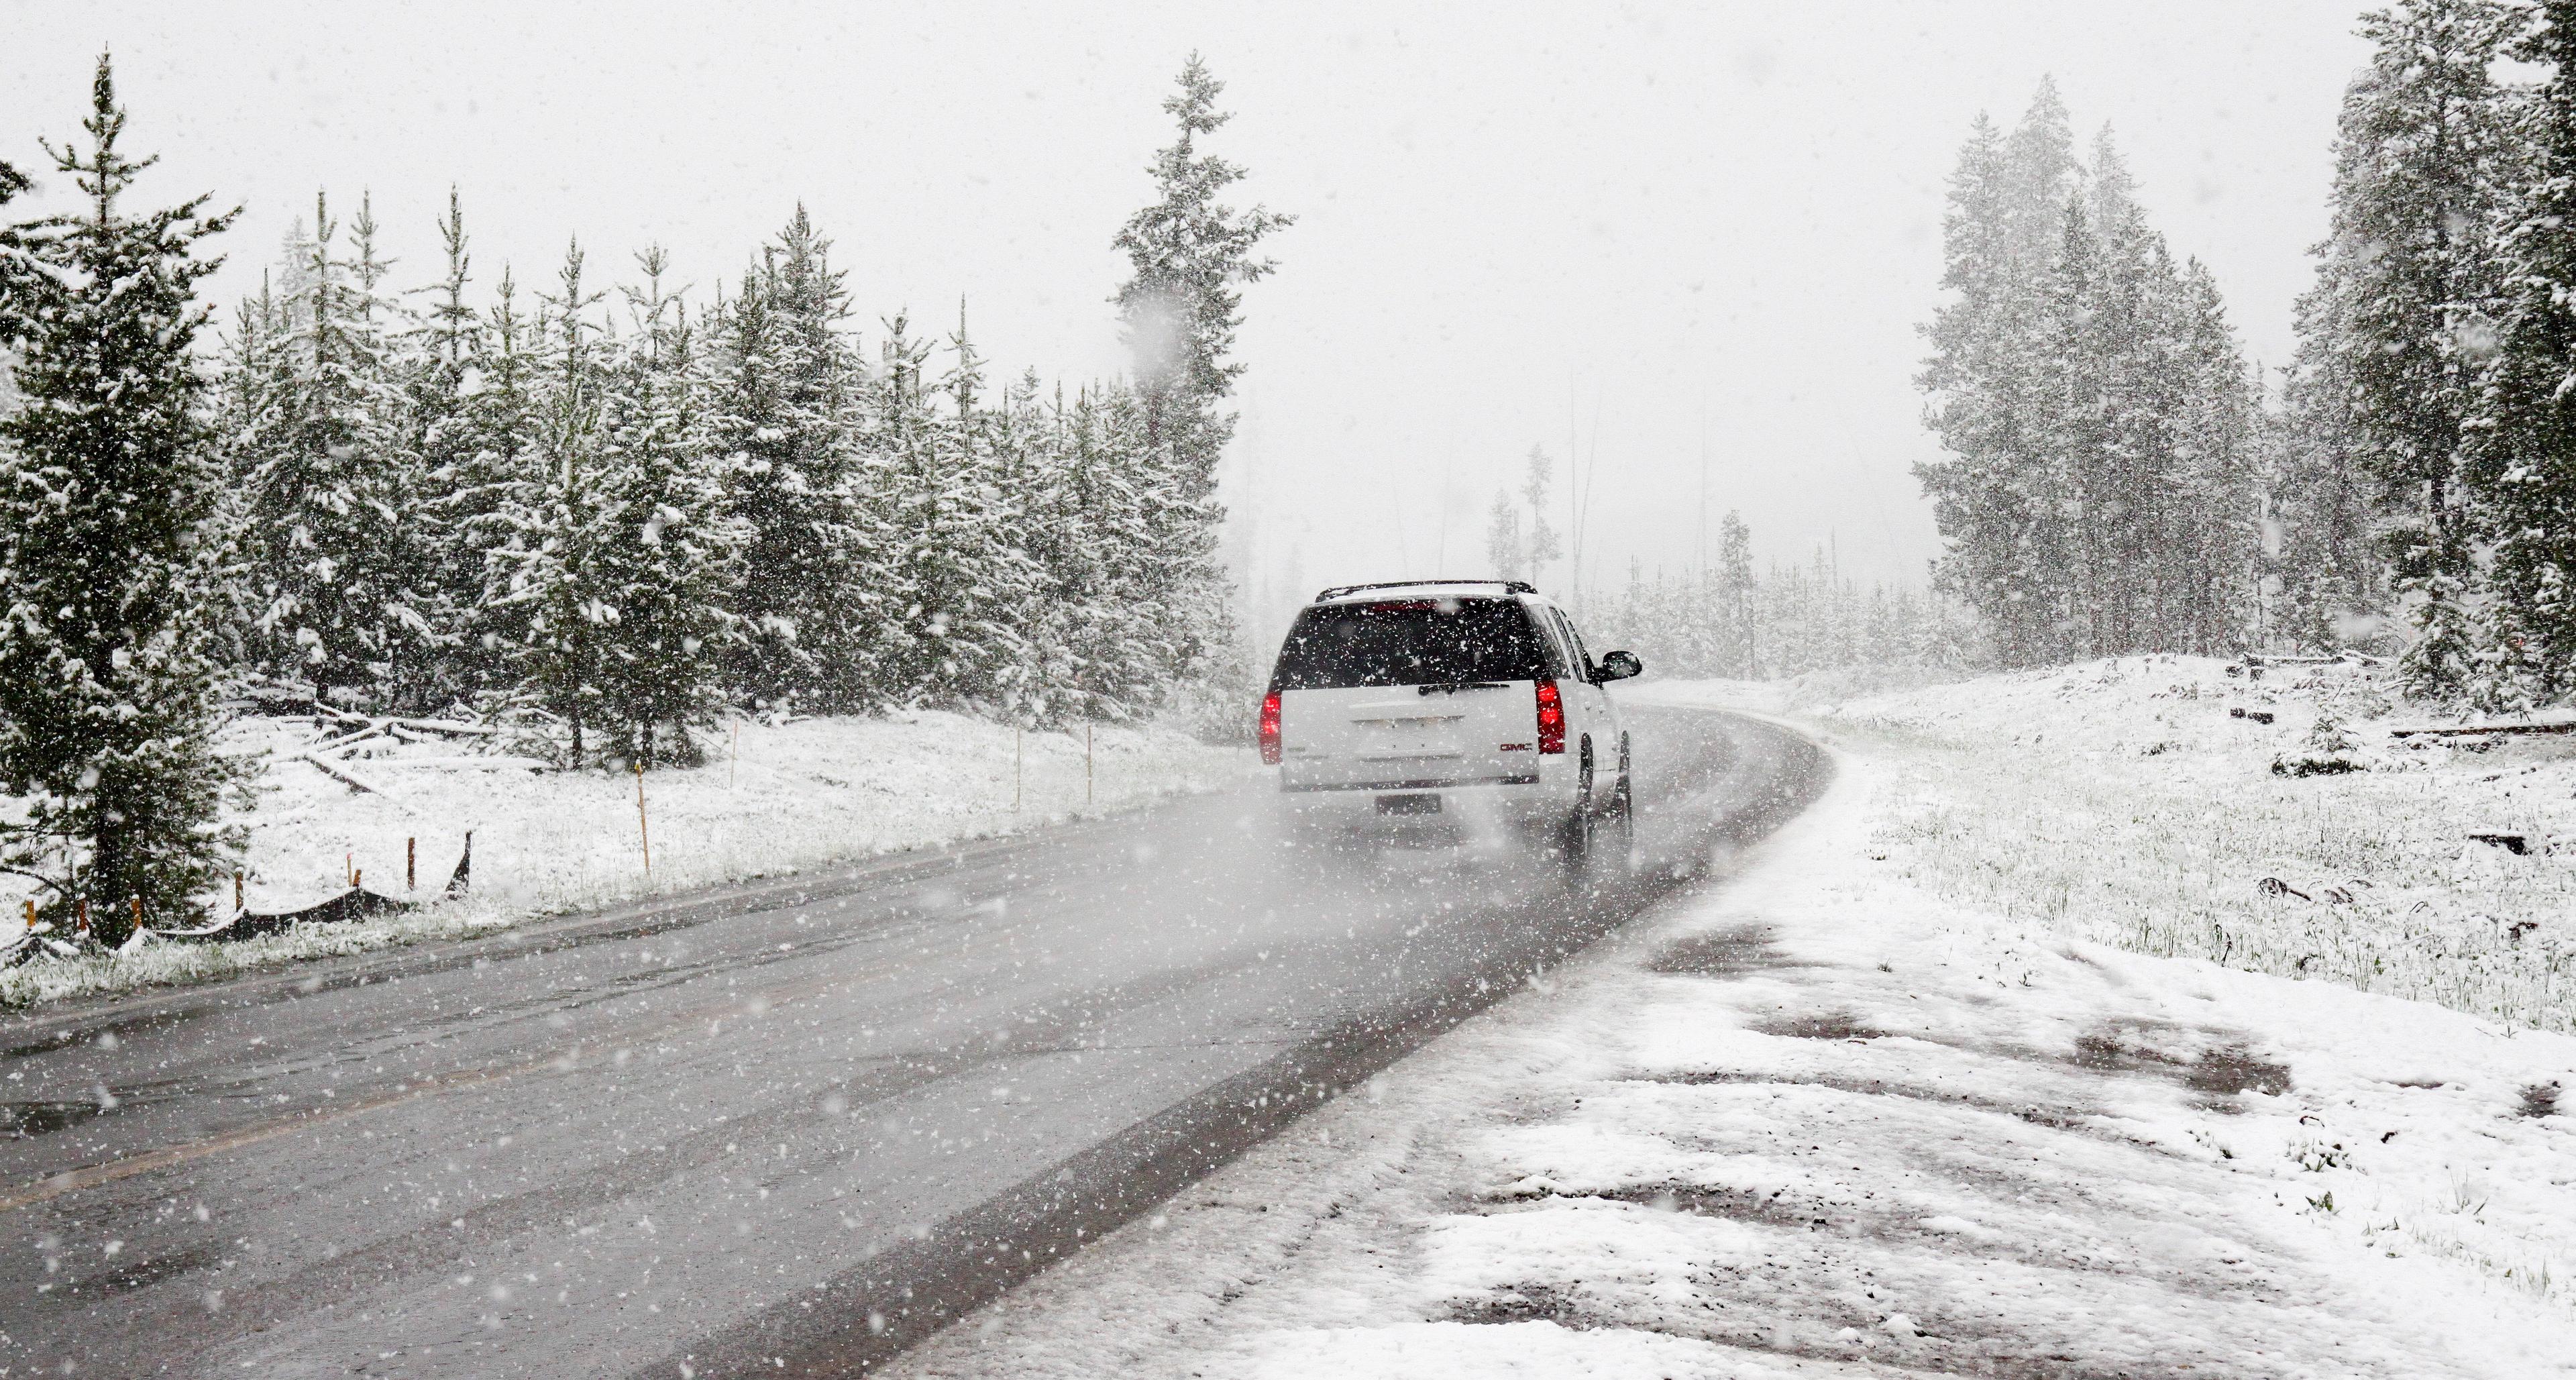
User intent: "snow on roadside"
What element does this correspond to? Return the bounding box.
[888,727,2576,1378]
[1646,658,2576,1037]
[0,711,1252,1009]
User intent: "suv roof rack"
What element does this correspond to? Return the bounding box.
[1312,578,1538,601]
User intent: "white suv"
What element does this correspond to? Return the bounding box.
[1259,580,1642,867]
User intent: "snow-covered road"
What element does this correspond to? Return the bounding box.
[892,733,2576,1379]
[0,704,1821,1377]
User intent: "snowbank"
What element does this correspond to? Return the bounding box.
[886,680,2576,1378]
[1,711,1252,1008]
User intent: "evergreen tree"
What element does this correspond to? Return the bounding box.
[711,208,875,710]
[0,56,241,941]
[489,241,613,761]
[1919,83,2261,668]
[1112,54,1293,503]
[407,189,490,704]
[1108,56,1289,702]
[584,250,741,765]
[238,191,431,706]
[449,267,543,694]
[1917,86,2081,666]
[1715,511,1757,676]
[2169,260,2261,654]
[1484,490,1525,580]
[2472,0,2576,699]
[2304,0,2528,694]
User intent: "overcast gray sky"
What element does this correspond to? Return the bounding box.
[6,1,2376,635]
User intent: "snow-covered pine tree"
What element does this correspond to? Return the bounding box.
[1017,380,1170,723]
[1112,54,1292,505]
[881,307,1036,709]
[444,266,544,696]
[2028,191,2102,661]
[0,56,242,940]
[1917,85,2080,667]
[1109,56,1287,703]
[1121,364,1232,702]
[1519,447,1564,587]
[711,209,874,710]
[2471,0,2576,700]
[2273,301,2382,651]
[2167,260,2261,655]
[207,276,286,673]
[2078,129,2260,658]
[489,241,613,761]
[582,249,741,765]
[2308,0,2528,694]
[239,191,433,708]
[1716,511,1756,677]
[405,189,488,704]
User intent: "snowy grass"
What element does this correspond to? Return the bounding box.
[0,710,1253,1010]
[1643,657,2576,1035]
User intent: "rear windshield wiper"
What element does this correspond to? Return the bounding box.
[1418,681,1509,696]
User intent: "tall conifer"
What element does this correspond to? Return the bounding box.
[2473,0,2576,698]
[0,56,240,940]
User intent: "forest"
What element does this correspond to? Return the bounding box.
[1919,0,2576,711]
[0,54,1284,932]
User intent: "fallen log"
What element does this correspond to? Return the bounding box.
[295,753,390,795]
[2388,720,2576,739]
[156,833,471,943]
[394,717,496,738]
[370,755,549,772]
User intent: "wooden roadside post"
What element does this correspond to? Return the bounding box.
[407,837,417,891]
[635,761,652,878]
[130,896,142,935]
[233,870,244,912]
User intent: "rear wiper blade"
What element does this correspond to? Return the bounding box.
[1419,681,1509,695]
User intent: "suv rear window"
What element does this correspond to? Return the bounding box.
[1269,598,1553,691]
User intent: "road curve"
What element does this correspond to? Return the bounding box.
[0,705,1825,1378]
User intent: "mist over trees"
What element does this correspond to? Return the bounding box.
[1591,517,1971,684]
[0,54,1279,932]
[1915,80,2261,670]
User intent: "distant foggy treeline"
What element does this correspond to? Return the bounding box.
[0,55,1285,935]
[1589,513,1973,684]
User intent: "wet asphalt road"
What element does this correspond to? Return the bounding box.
[0,704,1824,1378]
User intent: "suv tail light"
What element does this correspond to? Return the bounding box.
[1259,691,1283,765]
[1534,679,1565,754]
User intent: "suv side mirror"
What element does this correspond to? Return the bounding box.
[1596,650,1642,683]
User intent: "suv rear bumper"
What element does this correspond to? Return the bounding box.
[1273,768,1571,844]
[1279,771,1540,792]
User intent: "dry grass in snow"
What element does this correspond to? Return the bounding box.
[1646,657,2576,1035]
[888,752,2576,1378]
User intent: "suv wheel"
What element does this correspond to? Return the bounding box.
[1560,738,1598,886]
